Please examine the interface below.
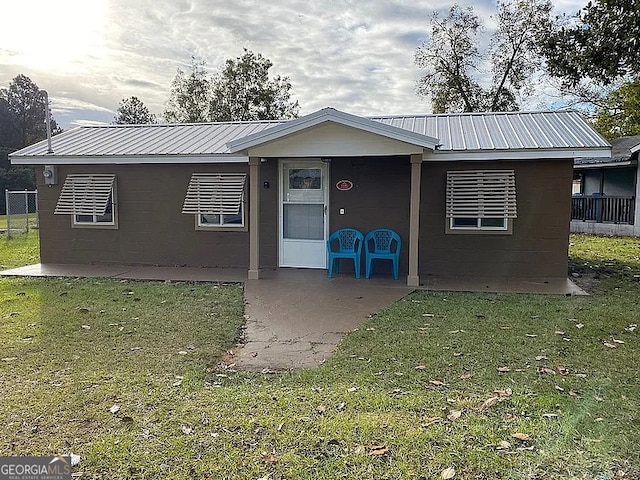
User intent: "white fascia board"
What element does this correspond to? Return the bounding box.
[227,108,440,152]
[630,143,640,154]
[424,148,612,162]
[10,154,249,165]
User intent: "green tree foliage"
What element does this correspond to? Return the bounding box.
[209,49,299,121]
[113,96,157,124]
[0,74,61,213]
[544,0,640,87]
[164,59,211,123]
[593,80,640,141]
[164,50,299,123]
[415,0,552,113]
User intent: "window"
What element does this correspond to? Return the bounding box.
[182,173,247,230]
[446,170,516,233]
[54,174,117,228]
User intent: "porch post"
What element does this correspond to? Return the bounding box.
[407,153,422,287]
[248,156,261,280]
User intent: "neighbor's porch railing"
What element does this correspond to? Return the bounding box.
[571,195,635,224]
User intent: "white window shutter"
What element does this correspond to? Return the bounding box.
[182,174,247,215]
[446,170,517,218]
[54,174,115,215]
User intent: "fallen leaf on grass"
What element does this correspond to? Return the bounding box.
[1,357,18,362]
[262,452,278,464]
[525,334,537,338]
[612,338,625,344]
[367,445,389,456]
[336,402,346,412]
[557,366,570,375]
[555,385,565,392]
[453,352,463,357]
[542,413,558,418]
[316,405,327,414]
[603,342,617,349]
[460,372,473,380]
[181,425,193,435]
[441,467,456,479]
[625,324,637,332]
[494,388,512,397]
[415,365,426,370]
[537,366,555,375]
[109,405,120,414]
[81,325,91,330]
[511,432,532,441]
[535,355,548,361]
[480,397,499,410]
[555,330,565,335]
[496,440,511,450]
[576,323,584,329]
[429,380,446,386]
[497,366,511,373]
[447,410,462,421]
[347,387,358,393]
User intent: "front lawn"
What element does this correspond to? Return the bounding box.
[0,233,638,479]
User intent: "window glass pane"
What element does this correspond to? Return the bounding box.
[452,218,478,227]
[284,204,323,240]
[75,215,94,223]
[480,218,506,228]
[289,168,321,190]
[222,214,243,225]
[200,214,221,225]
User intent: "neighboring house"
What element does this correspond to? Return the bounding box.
[10,108,610,286]
[572,135,640,236]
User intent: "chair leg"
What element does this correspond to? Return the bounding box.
[365,257,372,279]
[328,257,334,278]
[392,259,398,280]
[354,258,361,279]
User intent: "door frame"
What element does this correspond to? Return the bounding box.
[278,159,330,268]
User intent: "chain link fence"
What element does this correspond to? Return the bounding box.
[4,190,38,238]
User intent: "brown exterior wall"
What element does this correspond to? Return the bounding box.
[35,157,573,280]
[37,164,253,268]
[419,159,573,279]
[329,156,411,275]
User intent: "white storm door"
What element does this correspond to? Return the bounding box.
[279,161,329,268]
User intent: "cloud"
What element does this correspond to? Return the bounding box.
[1,0,591,129]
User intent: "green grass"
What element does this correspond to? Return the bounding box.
[0,212,38,231]
[0,230,40,269]
[0,233,639,478]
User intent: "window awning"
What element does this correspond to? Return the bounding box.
[182,173,247,215]
[446,170,517,218]
[54,174,115,215]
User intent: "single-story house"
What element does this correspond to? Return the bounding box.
[571,135,640,236]
[10,108,610,286]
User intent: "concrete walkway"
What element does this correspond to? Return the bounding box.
[1,263,585,370]
[237,269,412,370]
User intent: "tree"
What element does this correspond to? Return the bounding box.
[592,80,640,140]
[113,96,157,124]
[544,0,640,87]
[164,59,211,123]
[415,0,553,113]
[163,50,299,123]
[209,49,299,121]
[0,74,61,213]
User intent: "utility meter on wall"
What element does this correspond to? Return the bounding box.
[43,165,57,185]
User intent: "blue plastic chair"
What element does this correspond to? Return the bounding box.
[364,229,401,280]
[327,228,364,278]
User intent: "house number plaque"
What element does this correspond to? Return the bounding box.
[336,180,353,191]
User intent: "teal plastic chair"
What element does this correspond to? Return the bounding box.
[365,229,401,280]
[327,228,364,278]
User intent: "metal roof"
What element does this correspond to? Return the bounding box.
[369,111,609,151]
[11,109,610,163]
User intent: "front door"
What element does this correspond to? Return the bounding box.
[279,160,329,268]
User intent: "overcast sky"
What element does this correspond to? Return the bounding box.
[0,0,586,130]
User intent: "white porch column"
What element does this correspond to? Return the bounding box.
[248,156,261,279]
[407,153,422,287]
